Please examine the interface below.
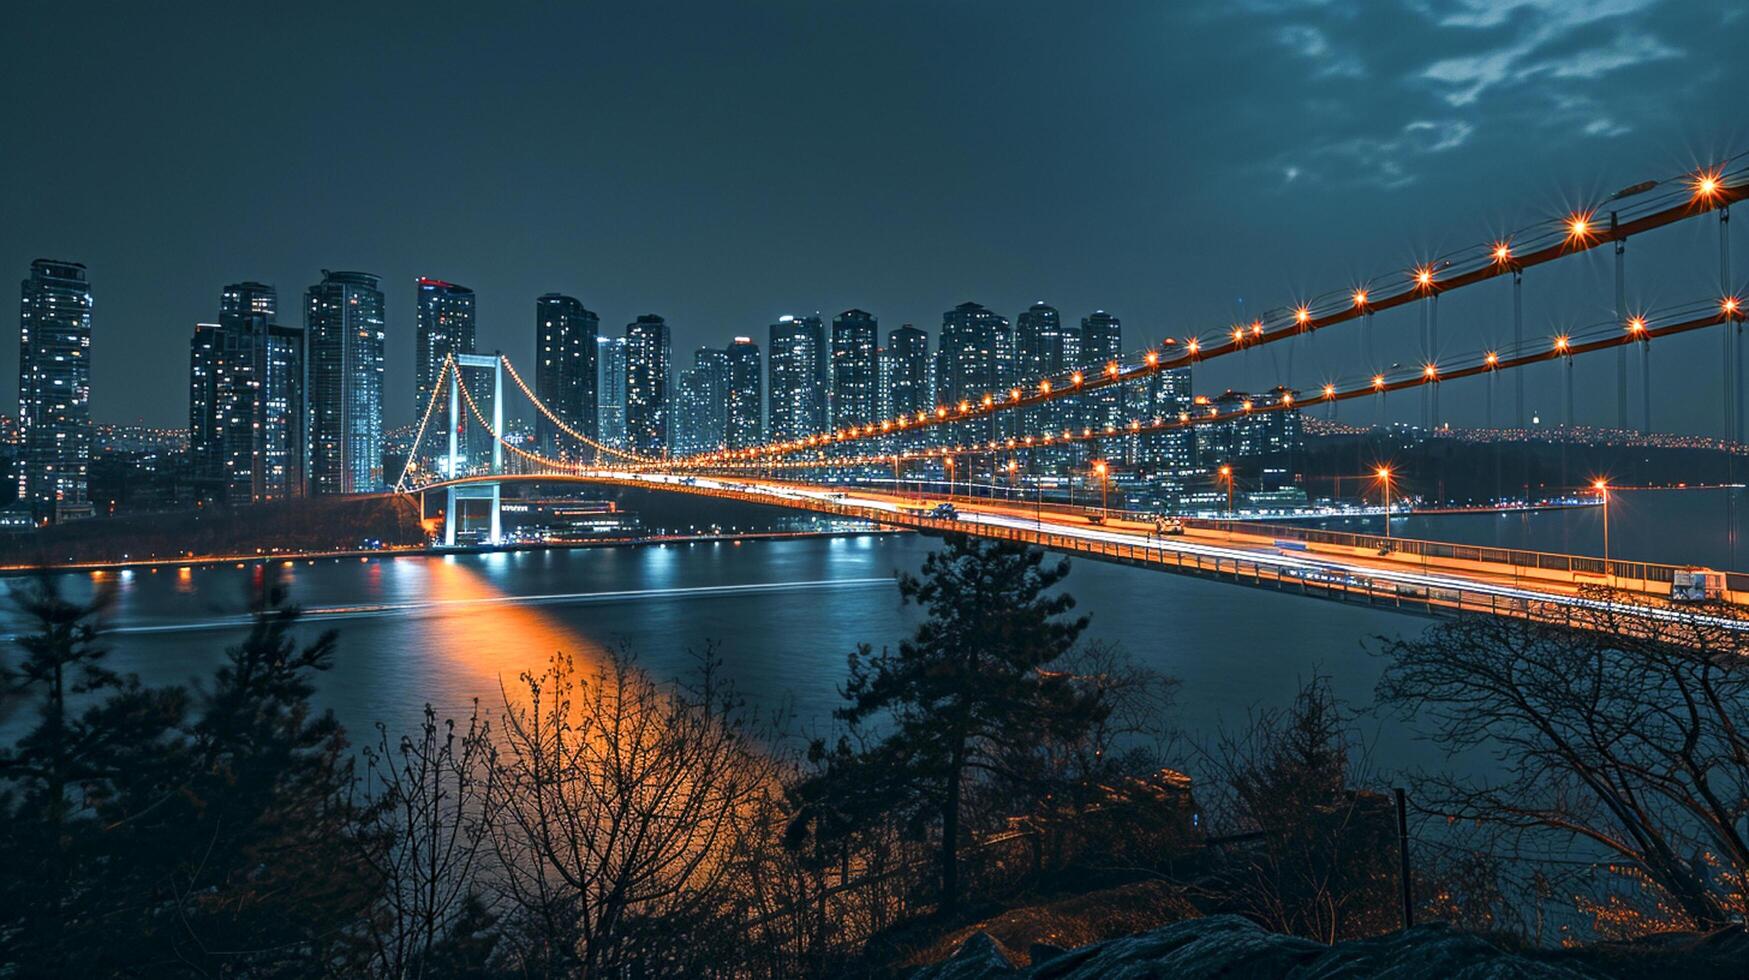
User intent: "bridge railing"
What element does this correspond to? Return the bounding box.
[1216,519,1745,590]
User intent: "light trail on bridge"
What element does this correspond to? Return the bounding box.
[413,469,1749,635]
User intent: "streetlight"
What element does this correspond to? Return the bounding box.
[1594,478,1611,583]
[1218,464,1235,538]
[1093,460,1110,517]
[1376,466,1394,543]
[1006,458,1019,502]
[945,456,955,500]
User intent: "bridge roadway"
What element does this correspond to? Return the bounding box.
[419,472,1749,634]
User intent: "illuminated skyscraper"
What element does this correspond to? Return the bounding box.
[535,293,598,457]
[830,308,878,429]
[624,314,671,454]
[597,336,628,445]
[879,324,929,421]
[306,270,385,494]
[17,259,93,521]
[673,348,728,455]
[768,314,826,442]
[724,336,763,449]
[414,278,476,421]
[1079,310,1123,431]
[934,302,1012,444]
[193,282,305,503]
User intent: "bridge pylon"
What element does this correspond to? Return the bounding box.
[444,353,504,547]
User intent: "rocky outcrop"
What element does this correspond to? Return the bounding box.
[911,914,1749,979]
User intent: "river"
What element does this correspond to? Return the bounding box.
[0,487,1734,776]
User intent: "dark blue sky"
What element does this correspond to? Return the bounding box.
[3,1,1742,432]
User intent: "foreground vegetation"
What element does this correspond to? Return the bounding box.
[1,534,1745,976]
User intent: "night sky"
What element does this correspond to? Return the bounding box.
[3,1,1743,433]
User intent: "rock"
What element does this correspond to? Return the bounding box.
[912,915,1638,979]
[917,931,1022,980]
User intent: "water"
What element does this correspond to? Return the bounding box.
[0,487,1728,776]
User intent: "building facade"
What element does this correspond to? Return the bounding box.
[624,314,671,454]
[306,270,385,494]
[534,293,599,458]
[672,347,730,457]
[17,259,93,521]
[597,336,628,446]
[768,314,826,442]
[830,308,878,430]
[414,278,476,421]
[1079,310,1124,433]
[724,337,762,449]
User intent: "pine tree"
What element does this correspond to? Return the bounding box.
[0,575,187,974]
[789,533,1098,912]
[156,574,384,974]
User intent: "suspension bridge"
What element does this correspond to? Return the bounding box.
[395,158,1749,629]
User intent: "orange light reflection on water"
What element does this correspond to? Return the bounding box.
[391,556,603,708]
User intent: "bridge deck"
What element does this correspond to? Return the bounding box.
[409,472,1749,636]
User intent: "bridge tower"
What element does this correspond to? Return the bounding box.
[444,353,504,546]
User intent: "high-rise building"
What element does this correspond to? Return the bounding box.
[1016,302,1075,383]
[624,314,671,454]
[934,302,1012,445]
[1079,310,1124,431]
[1199,386,1303,489]
[194,282,305,503]
[535,294,599,458]
[724,337,763,449]
[18,259,93,521]
[1121,366,1194,474]
[597,336,628,446]
[306,270,385,494]
[692,346,730,451]
[880,324,930,421]
[830,309,878,430]
[414,278,476,421]
[935,302,1013,406]
[1015,301,1079,464]
[189,322,223,491]
[672,347,729,456]
[768,314,827,442]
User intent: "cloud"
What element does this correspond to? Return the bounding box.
[1274,23,1368,78]
[1416,0,1682,106]
[1281,118,1477,191]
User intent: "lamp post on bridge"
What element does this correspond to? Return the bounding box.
[1219,464,1234,541]
[1093,460,1109,519]
[1594,478,1611,585]
[1375,466,1394,547]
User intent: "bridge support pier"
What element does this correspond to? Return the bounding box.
[440,353,506,547]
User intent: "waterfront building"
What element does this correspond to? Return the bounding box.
[306,270,385,494]
[597,336,628,446]
[673,351,729,456]
[1078,310,1123,433]
[624,314,671,454]
[1199,386,1304,490]
[830,309,878,430]
[724,336,763,449]
[535,293,599,458]
[18,259,93,521]
[768,314,827,442]
[414,278,476,420]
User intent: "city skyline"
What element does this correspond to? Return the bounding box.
[4,3,1743,435]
